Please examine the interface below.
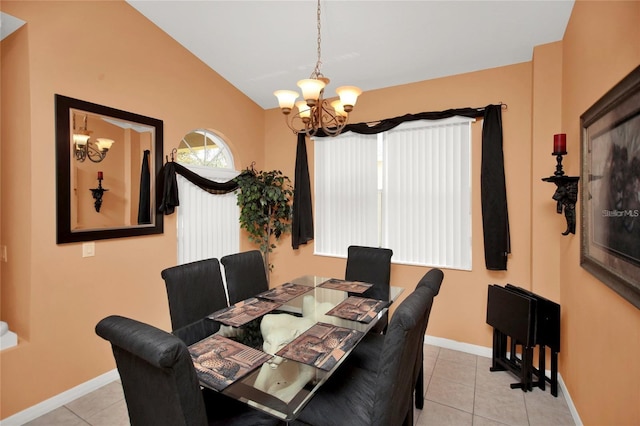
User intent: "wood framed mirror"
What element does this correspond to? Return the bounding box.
[55,94,164,243]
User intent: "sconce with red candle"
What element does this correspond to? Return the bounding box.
[91,171,108,212]
[542,132,579,235]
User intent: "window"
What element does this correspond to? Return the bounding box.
[176,129,240,264]
[314,117,473,270]
[177,129,232,168]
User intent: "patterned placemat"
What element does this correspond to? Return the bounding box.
[275,322,364,371]
[317,278,372,294]
[256,282,314,303]
[324,296,388,323]
[190,334,272,391]
[209,298,282,327]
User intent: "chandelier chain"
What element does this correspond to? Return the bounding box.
[313,0,323,78]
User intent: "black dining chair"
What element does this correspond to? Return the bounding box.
[344,268,444,410]
[412,268,444,409]
[220,250,269,305]
[292,284,437,426]
[95,315,282,426]
[161,258,228,345]
[344,245,393,334]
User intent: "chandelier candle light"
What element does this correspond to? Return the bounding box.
[274,0,362,137]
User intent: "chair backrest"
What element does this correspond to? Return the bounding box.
[220,250,269,305]
[345,245,393,301]
[161,258,228,328]
[417,268,444,296]
[413,268,444,386]
[371,285,436,426]
[95,315,208,426]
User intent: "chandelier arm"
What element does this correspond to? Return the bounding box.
[87,143,107,163]
[284,114,312,136]
[317,100,348,136]
[75,147,87,162]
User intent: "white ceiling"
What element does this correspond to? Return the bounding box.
[128,1,574,110]
[0,12,26,40]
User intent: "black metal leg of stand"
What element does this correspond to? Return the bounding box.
[551,350,558,397]
[538,345,546,391]
[491,329,507,371]
[524,346,533,391]
[508,345,533,392]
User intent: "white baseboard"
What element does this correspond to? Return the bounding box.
[0,369,119,426]
[424,335,493,358]
[424,335,582,426]
[558,371,583,425]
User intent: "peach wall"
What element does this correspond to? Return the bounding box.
[531,41,564,302]
[560,1,640,424]
[0,1,264,418]
[265,62,536,348]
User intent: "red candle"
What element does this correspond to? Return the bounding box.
[553,134,567,154]
[98,171,103,180]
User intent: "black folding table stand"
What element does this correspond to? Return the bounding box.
[486,284,560,397]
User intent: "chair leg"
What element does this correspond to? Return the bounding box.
[414,362,424,409]
[403,404,414,426]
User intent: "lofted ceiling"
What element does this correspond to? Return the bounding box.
[128,1,574,110]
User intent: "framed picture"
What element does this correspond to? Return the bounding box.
[580,65,640,309]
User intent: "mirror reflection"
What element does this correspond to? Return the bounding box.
[70,109,154,230]
[56,95,164,243]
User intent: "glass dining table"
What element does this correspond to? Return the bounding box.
[181,275,404,422]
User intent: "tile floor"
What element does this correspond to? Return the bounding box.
[24,345,575,426]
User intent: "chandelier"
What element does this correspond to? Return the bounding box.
[274,0,362,137]
[73,113,114,163]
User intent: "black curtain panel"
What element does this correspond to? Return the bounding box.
[137,150,151,224]
[481,105,511,270]
[292,133,314,249]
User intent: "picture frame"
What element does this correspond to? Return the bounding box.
[580,65,640,309]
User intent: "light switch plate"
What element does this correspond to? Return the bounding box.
[82,242,95,257]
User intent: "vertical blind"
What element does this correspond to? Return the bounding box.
[314,116,473,270]
[177,174,239,265]
[314,132,378,256]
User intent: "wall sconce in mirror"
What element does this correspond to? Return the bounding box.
[90,171,108,212]
[542,133,580,236]
[55,94,164,244]
[73,114,115,163]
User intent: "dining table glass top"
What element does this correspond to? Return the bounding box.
[183,275,404,421]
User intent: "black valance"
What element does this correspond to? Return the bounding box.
[312,107,486,137]
[292,104,510,270]
[157,161,246,215]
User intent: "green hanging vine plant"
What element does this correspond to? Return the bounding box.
[234,164,293,276]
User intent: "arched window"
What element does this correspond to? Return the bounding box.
[176,129,240,264]
[177,129,234,169]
